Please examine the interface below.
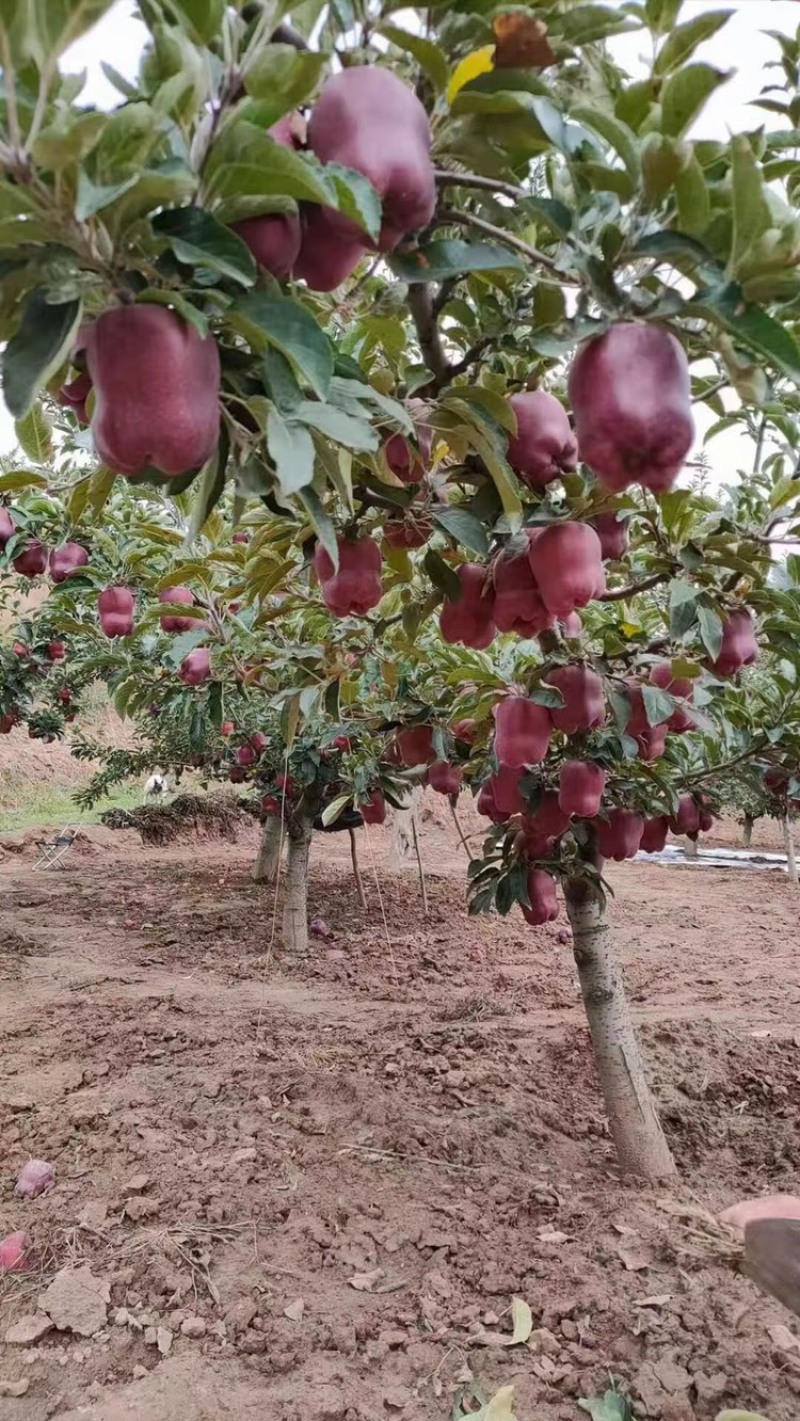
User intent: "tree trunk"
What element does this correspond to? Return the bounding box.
[684,835,698,859]
[389,787,421,870]
[564,880,677,1181]
[349,827,367,909]
[783,815,798,887]
[742,812,754,849]
[253,816,283,884]
[283,820,312,952]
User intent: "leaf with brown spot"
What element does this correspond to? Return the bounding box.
[492,13,556,69]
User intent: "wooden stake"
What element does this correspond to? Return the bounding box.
[449,800,470,855]
[784,815,798,887]
[349,826,367,909]
[410,813,429,917]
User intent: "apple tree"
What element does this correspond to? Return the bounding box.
[6,0,800,1179]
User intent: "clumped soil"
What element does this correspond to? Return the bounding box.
[0,812,799,1421]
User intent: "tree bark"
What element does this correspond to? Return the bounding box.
[684,835,698,859]
[564,880,677,1181]
[283,819,312,952]
[253,816,283,884]
[389,787,421,870]
[783,815,798,887]
[742,812,754,848]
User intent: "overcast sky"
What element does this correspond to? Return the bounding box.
[2,0,799,486]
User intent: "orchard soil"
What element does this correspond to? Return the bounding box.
[1,802,799,1421]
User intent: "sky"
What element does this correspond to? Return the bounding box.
[2,0,799,482]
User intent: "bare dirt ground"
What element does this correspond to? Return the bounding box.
[1,808,799,1421]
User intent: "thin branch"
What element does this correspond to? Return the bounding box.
[0,31,21,149]
[686,740,768,786]
[438,206,559,274]
[600,573,669,602]
[446,336,494,381]
[692,377,728,405]
[434,167,527,201]
[272,22,310,50]
[23,61,55,157]
[407,284,451,388]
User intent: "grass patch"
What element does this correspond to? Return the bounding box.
[2,783,145,833]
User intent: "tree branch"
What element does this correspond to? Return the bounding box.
[407,284,451,388]
[434,167,527,201]
[600,573,669,602]
[448,336,493,380]
[438,206,559,273]
[686,739,768,786]
[271,22,310,49]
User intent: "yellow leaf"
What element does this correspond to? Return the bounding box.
[485,1386,517,1421]
[447,45,495,104]
[509,1295,533,1345]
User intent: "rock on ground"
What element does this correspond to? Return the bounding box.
[40,1265,110,1338]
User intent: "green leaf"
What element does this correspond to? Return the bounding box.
[74,170,139,221]
[559,5,638,46]
[693,282,800,384]
[424,547,461,600]
[432,506,489,556]
[578,1390,633,1421]
[32,110,105,170]
[322,792,352,827]
[530,683,566,709]
[641,684,674,727]
[326,164,382,242]
[669,579,699,638]
[571,106,639,178]
[654,10,733,74]
[152,208,256,287]
[523,195,573,236]
[388,240,524,284]
[15,403,53,461]
[164,626,209,667]
[729,135,774,277]
[185,426,228,545]
[100,61,138,97]
[646,0,683,34]
[661,64,730,138]
[379,24,449,92]
[632,229,718,275]
[292,400,378,452]
[129,289,206,342]
[0,468,48,492]
[232,293,334,400]
[2,292,82,419]
[697,603,723,660]
[86,463,117,516]
[169,0,225,44]
[263,347,305,412]
[205,122,334,216]
[443,398,522,523]
[267,410,315,496]
[3,0,115,67]
[675,153,710,236]
[297,485,338,568]
[242,45,327,118]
